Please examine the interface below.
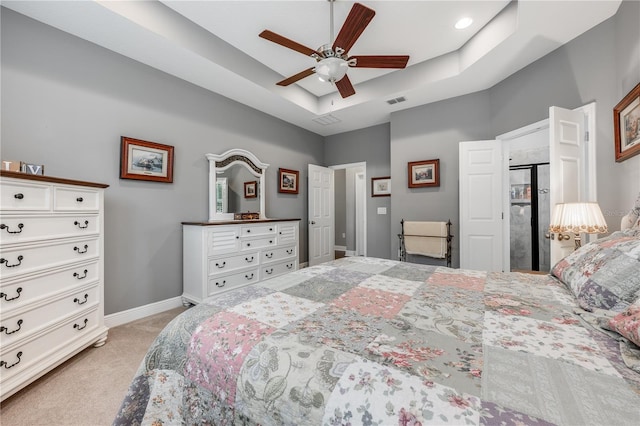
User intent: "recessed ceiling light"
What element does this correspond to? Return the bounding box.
[455,17,473,30]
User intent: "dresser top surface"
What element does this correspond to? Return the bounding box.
[182,218,301,226]
[1,170,109,188]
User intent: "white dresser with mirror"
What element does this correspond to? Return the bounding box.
[182,149,300,305]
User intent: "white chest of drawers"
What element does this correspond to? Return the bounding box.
[0,171,108,401]
[182,219,300,305]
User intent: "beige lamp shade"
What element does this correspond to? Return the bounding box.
[549,202,608,234]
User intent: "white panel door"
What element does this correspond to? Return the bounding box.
[308,164,334,266]
[549,106,585,265]
[459,140,504,271]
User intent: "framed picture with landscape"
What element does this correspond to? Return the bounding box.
[120,136,174,183]
[408,159,439,188]
[278,168,299,194]
[614,82,640,162]
[371,176,391,197]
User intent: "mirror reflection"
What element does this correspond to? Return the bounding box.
[207,149,269,221]
[216,165,260,214]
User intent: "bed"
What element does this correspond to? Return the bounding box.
[114,228,640,425]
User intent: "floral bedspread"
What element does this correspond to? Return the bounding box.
[114,257,640,425]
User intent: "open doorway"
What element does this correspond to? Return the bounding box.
[331,162,367,258]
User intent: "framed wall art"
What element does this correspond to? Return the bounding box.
[408,159,439,188]
[120,136,174,182]
[244,181,257,198]
[371,176,391,197]
[614,82,640,162]
[278,168,299,194]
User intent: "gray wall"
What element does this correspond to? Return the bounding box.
[390,91,492,266]
[1,8,324,315]
[324,124,391,259]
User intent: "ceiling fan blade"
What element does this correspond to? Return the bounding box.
[276,67,316,86]
[332,3,375,55]
[259,30,318,57]
[335,75,356,98]
[349,55,410,69]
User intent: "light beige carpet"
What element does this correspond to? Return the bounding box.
[0,306,187,426]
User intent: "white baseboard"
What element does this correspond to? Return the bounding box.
[334,245,346,251]
[105,296,184,328]
[299,262,308,269]
[345,250,356,257]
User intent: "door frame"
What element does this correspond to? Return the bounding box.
[329,162,367,258]
[496,102,597,270]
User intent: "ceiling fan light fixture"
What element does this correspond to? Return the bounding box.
[315,57,349,82]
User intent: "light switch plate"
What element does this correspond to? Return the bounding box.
[377,207,387,215]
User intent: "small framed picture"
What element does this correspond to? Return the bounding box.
[371,176,391,197]
[278,168,299,194]
[120,136,174,183]
[614,82,640,162]
[244,181,257,198]
[408,159,439,188]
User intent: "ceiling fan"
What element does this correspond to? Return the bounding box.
[259,0,410,98]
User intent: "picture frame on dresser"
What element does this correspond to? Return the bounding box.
[120,136,174,182]
[614,82,640,162]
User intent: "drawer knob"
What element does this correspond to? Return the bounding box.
[286,249,293,255]
[245,273,254,280]
[13,193,24,200]
[246,243,251,247]
[269,228,273,231]
[1,319,23,335]
[73,318,88,330]
[0,223,24,234]
[74,220,89,229]
[76,197,84,203]
[1,255,23,268]
[0,287,22,301]
[269,240,273,244]
[74,294,89,305]
[245,256,254,263]
[73,269,88,280]
[266,268,273,275]
[74,245,88,254]
[0,351,23,369]
[265,253,273,259]
[215,261,226,269]
[216,280,226,288]
[286,264,293,269]
[246,229,251,233]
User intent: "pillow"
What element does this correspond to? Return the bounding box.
[608,300,640,347]
[551,229,640,312]
[621,192,640,230]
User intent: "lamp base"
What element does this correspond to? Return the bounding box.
[574,236,582,250]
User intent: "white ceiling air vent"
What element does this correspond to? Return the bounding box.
[313,114,342,125]
[386,96,407,105]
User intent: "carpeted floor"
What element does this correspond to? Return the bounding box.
[0,306,187,426]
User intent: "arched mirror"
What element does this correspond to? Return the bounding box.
[206,149,268,221]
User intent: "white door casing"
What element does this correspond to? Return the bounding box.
[549,106,585,265]
[355,171,366,256]
[459,140,505,271]
[308,164,335,266]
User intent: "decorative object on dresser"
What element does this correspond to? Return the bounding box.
[278,168,299,194]
[614,82,640,162]
[408,158,440,188]
[119,136,174,183]
[371,176,391,197]
[0,170,108,401]
[181,219,300,305]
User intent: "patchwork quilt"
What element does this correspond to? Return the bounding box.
[114,257,640,425]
